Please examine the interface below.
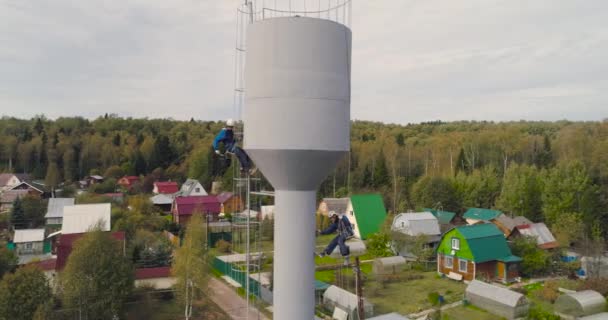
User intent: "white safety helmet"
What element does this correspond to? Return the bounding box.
[328,211,337,218]
[226,118,235,127]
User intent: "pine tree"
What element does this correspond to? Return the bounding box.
[44,149,61,189]
[33,118,43,135]
[10,197,26,230]
[373,152,390,188]
[133,151,146,175]
[395,132,405,147]
[112,133,121,146]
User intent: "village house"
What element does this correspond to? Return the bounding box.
[13,229,46,255]
[391,212,441,258]
[55,231,126,271]
[510,222,558,249]
[44,197,75,228]
[217,192,243,214]
[61,203,111,234]
[423,208,456,226]
[176,178,207,197]
[172,195,221,226]
[79,175,104,189]
[0,173,30,191]
[463,207,502,225]
[135,266,176,290]
[0,189,29,213]
[463,207,533,237]
[345,194,387,240]
[151,193,174,213]
[118,176,139,189]
[153,181,179,194]
[437,223,521,283]
[8,180,47,197]
[317,197,349,216]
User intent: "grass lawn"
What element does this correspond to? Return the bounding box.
[124,296,228,320]
[316,262,373,284]
[442,305,499,320]
[365,270,466,315]
[522,278,581,313]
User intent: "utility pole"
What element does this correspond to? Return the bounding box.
[355,257,364,320]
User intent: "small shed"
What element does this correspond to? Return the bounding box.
[554,290,606,318]
[465,280,529,320]
[150,194,174,213]
[13,229,46,255]
[373,256,407,276]
[323,285,374,319]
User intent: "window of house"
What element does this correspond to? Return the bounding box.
[445,256,453,268]
[459,259,467,272]
[451,238,460,250]
[195,187,200,193]
[401,222,405,228]
[25,243,32,250]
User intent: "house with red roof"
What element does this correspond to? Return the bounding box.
[153,181,179,195]
[135,266,176,289]
[217,192,243,214]
[55,231,126,271]
[118,176,140,189]
[172,196,221,226]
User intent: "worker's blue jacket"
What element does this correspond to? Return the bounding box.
[320,215,354,238]
[213,128,236,151]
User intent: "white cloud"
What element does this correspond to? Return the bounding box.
[0,0,607,123]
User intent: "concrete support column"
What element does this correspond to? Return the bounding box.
[273,189,316,320]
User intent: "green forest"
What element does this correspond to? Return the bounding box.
[1,115,607,238]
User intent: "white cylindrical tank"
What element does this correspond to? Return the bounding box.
[244,16,351,320]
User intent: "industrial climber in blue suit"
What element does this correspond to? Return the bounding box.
[213,119,256,175]
[317,211,354,265]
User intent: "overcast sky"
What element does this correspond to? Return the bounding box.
[1,0,607,124]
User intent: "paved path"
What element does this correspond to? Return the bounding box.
[408,301,463,319]
[208,277,270,320]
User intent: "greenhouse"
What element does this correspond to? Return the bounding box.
[465,280,529,320]
[323,285,374,319]
[555,290,606,318]
[373,256,407,276]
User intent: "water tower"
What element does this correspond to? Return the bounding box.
[242,1,352,319]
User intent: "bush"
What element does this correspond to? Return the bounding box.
[366,232,394,257]
[579,277,608,296]
[216,239,232,253]
[428,292,440,306]
[535,280,559,303]
[526,305,560,320]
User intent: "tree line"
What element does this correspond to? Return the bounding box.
[1,116,607,236]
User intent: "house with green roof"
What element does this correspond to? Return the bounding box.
[423,208,456,225]
[436,223,521,283]
[463,208,502,224]
[345,194,387,240]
